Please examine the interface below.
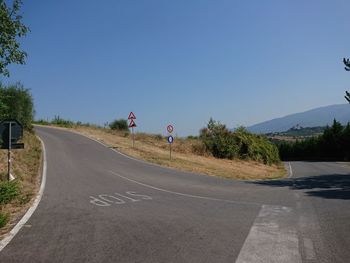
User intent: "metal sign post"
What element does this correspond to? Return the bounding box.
[8,122,12,181]
[167,135,174,160]
[132,126,135,148]
[0,119,24,181]
[167,124,174,160]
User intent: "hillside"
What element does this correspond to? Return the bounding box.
[248,104,350,133]
[266,126,325,137]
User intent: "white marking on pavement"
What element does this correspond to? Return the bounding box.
[89,196,111,206]
[296,201,301,209]
[298,215,317,260]
[288,162,293,178]
[303,238,316,260]
[90,192,153,207]
[99,194,125,204]
[61,126,158,167]
[126,191,152,200]
[235,205,301,263]
[109,171,261,206]
[294,193,302,208]
[0,136,47,252]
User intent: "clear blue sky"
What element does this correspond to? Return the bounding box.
[3,0,350,136]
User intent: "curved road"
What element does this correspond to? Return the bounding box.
[1,126,350,262]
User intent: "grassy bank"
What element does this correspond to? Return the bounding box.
[0,131,42,235]
[39,124,286,180]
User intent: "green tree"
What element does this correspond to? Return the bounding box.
[200,118,238,159]
[199,118,280,164]
[109,119,129,131]
[277,119,350,161]
[341,123,350,160]
[0,82,34,129]
[0,0,29,77]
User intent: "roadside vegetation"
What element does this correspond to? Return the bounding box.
[278,119,350,161]
[0,82,34,130]
[109,119,129,131]
[36,117,285,180]
[0,130,42,234]
[0,84,42,233]
[35,116,102,129]
[200,119,280,165]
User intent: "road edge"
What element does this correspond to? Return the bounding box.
[34,124,287,181]
[0,135,47,252]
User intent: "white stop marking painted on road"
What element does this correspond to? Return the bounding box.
[90,191,152,207]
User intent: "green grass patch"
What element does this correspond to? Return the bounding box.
[0,212,9,228]
[18,192,32,205]
[0,181,20,205]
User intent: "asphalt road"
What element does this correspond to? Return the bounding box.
[1,126,349,262]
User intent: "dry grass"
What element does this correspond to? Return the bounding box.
[44,125,286,180]
[0,131,42,236]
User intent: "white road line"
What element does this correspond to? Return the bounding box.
[294,192,300,199]
[298,216,317,261]
[0,136,47,252]
[303,238,316,260]
[235,205,301,263]
[288,162,293,178]
[109,171,261,206]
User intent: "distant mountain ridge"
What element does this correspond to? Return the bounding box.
[247,104,350,133]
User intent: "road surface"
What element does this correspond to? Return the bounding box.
[1,126,349,262]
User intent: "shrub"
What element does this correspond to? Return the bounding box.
[0,82,34,130]
[34,119,50,125]
[109,119,129,131]
[234,127,280,165]
[200,119,239,159]
[191,141,207,156]
[0,212,9,228]
[51,115,74,128]
[154,134,163,140]
[18,192,32,205]
[199,119,280,164]
[0,181,20,204]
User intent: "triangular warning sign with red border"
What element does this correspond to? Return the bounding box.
[128,112,136,120]
[128,119,137,128]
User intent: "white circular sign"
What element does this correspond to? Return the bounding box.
[167,125,174,133]
[167,135,174,144]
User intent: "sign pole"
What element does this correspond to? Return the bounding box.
[170,142,172,160]
[128,112,137,148]
[8,122,12,181]
[132,127,135,148]
[167,124,174,160]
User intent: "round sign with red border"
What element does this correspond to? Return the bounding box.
[167,125,174,133]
